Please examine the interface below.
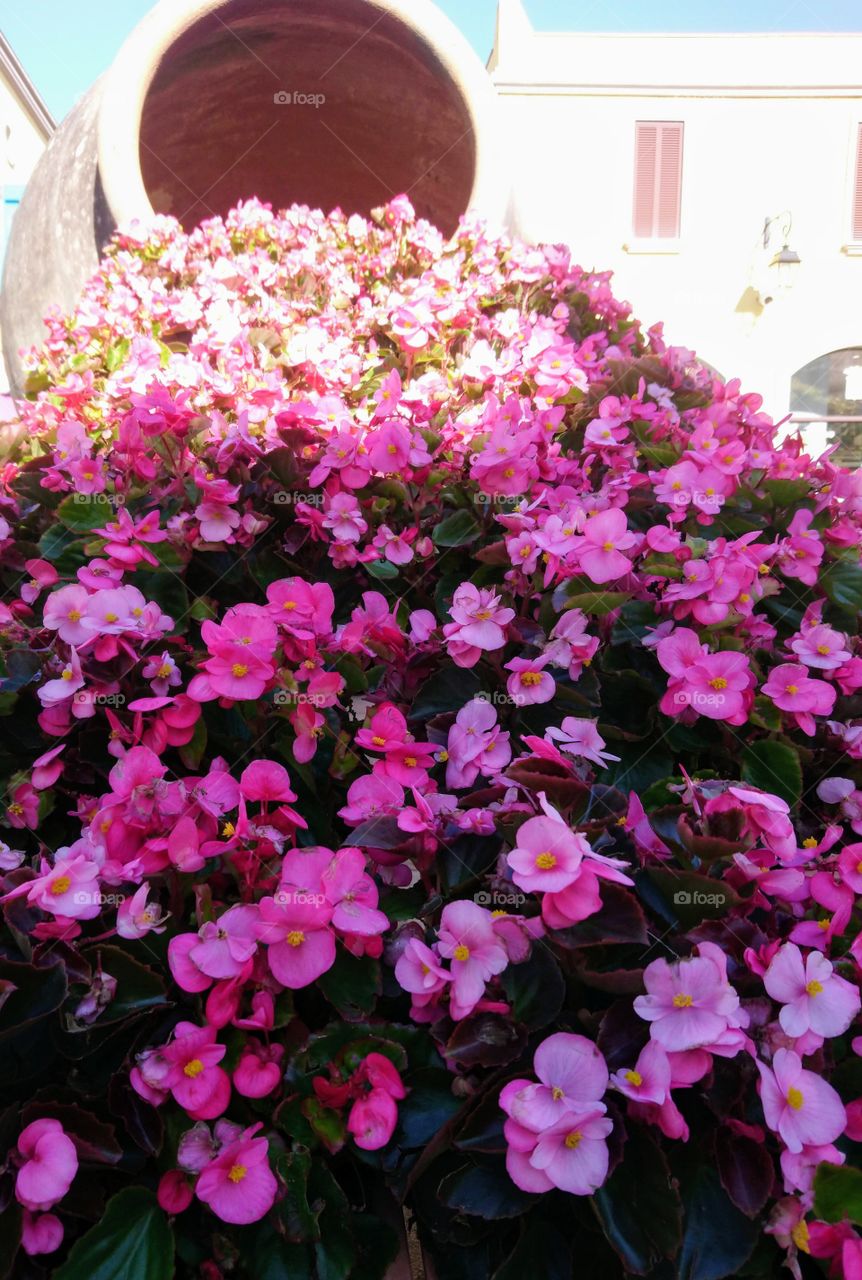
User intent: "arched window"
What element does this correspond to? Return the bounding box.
[790,348,862,467]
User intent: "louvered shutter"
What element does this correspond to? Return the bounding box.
[633,122,683,239]
[852,124,862,242]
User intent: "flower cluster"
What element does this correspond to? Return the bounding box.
[0,192,861,1278]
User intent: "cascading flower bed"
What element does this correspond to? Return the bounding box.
[0,192,861,1279]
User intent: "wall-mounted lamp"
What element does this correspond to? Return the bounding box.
[760,212,801,302]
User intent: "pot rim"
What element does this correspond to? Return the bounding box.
[96,0,506,233]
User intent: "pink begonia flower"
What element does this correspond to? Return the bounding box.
[757,1048,846,1153]
[436,900,509,1020]
[43,584,90,645]
[10,854,103,920]
[256,893,336,988]
[777,509,823,587]
[504,654,556,705]
[445,697,511,789]
[507,815,591,894]
[508,1032,609,1131]
[394,937,451,1017]
[543,608,599,681]
[233,1039,284,1098]
[818,776,862,836]
[21,1210,65,1256]
[527,1108,613,1195]
[762,663,836,736]
[162,1022,231,1120]
[545,717,620,768]
[763,942,860,1038]
[5,781,40,829]
[609,1040,672,1105]
[442,583,515,667]
[574,507,638,584]
[157,1170,194,1215]
[117,884,168,940]
[322,847,389,937]
[38,647,84,707]
[347,1089,399,1151]
[789,622,851,671]
[15,1120,78,1212]
[194,1124,277,1225]
[30,744,66,791]
[188,905,260,979]
[634,942,749,1051]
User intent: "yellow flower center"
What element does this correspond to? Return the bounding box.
[708,676,727,691]
[673,993,693,1008]
[564,1130,583,1149]
[551,1086,565,1101]
[51,875,71,895]
[231,663,249,678]
[7,802,23,816]
[453,944,470,962]
[535,852,557,870]
[105,612,118,623]
[184,1058,205,1078]
[791,1220,810,1253]
[61,669,73,680]
[520,671,542,687]
[805,980,823,996]
[403,756,417,768]
[371,735,386,747]
[818,918,831,931]
[68,609,81,621]
[157,664,172,679]
[816,644,830,655]
[228,1163,247,1183]
[786,684,799,695]
[474,610,492,621]
[602,541,615,552]
[787,1087,804,1111]
[624,1070,643,1086]
[286,930,305,947]
[222,821,235,837]
[802,837,817,848]
[282,600,297,610]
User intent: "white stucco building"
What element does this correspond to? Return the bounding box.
[0,32,53,393]
[490,0,862,464]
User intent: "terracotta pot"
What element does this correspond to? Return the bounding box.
[0,0,507,392]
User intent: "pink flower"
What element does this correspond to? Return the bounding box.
[762,663,836,736]
[634,944,748,1051]
[188,905,260,979]
[574,508,637,584]
[507,815,590,894]
[256,893,335,988]
[21,1210,64,1256]
[442,583,514,666]
[609,1040,671,1105]
[757,1048,846,1153]
[194,1124,277,1224]
[436,900,509,1020]
[763,942,860,1038]
[23,855,102,920]
[162,1022,231,1120]
[508,1032,608,1131]
[117,884,168,940]
[505,654,555,705]
[322,847,388,937]
[527,1109,613,1195]
[15,1119,78,1212]
[789,623,851,671]
[347,1089,399,1150]
[43,584,90,645]
[445,697,511,789]
[233,1039,284,1098]
[545,717,619,768]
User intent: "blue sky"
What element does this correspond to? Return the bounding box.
[6,0,862,122]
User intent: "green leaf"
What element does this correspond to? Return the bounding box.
[366,558,399,580]
[54,1187,174,1280]
[318,949,380,1020]
[593,1129,682,1275]
[823,560,862,611]
[813,1162,862,1225]
[741,740,802,809]
[553,881,648,948]
[492,1224,572,1280]
[432,509,481,548]
[499,943,564,1031]
[438,1157,535,1219]
[562,591,631,616]
[56,493,114,533]
[645,868,740,925]
[411,664,482,718]
[675,1156,758,1280]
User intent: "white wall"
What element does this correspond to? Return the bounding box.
[491,6,862,444]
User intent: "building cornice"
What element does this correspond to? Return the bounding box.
[0,32,54,139]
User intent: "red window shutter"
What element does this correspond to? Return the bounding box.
[853,124,862,242]
[633,122,683,239]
